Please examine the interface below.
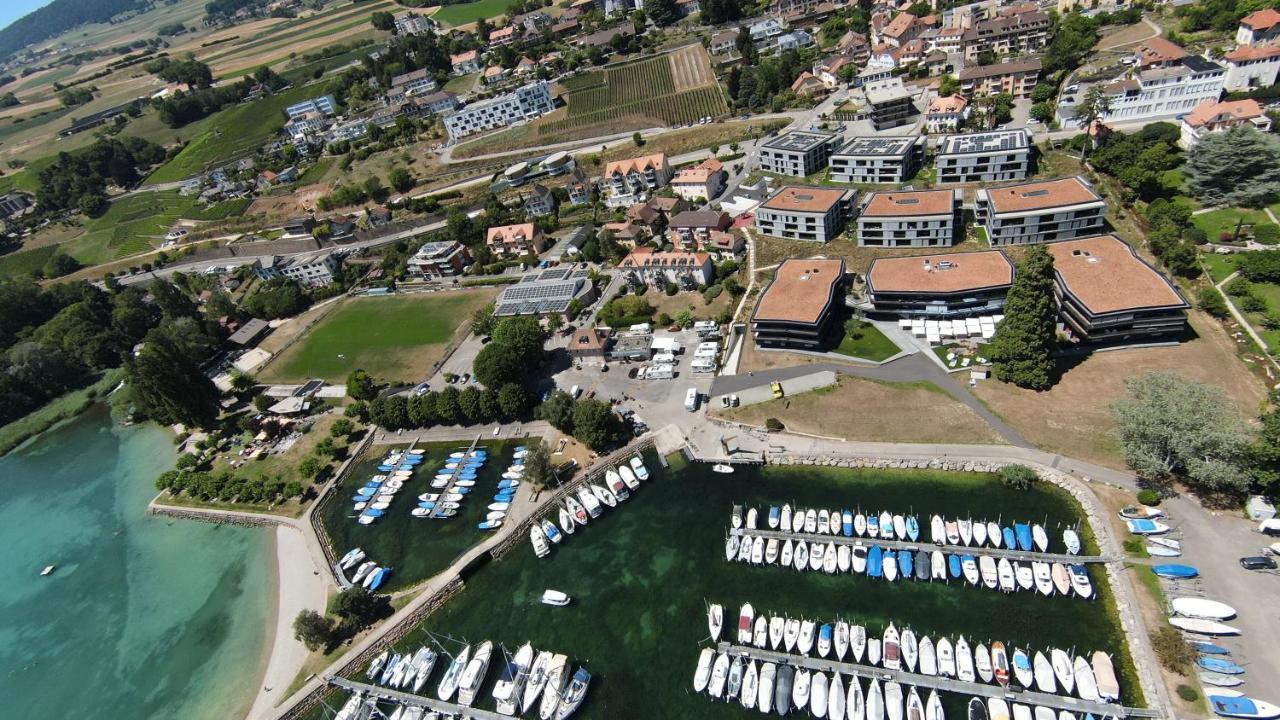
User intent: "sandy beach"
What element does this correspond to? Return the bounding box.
[245,525,330,720]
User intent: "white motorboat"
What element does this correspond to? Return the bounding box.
[811,670,828,718]
[693,648,714,692]
[738,603,755,644]
[885,681,904,720]
[1052,649,1075,696]
[708,603,723,640]
[759,662,777,714]
[1011,648,1034,688]
[1070,564,1093,599]
[974,556,992,588]
[725,535,740,562]
[931,551,946,580]
[591,484,616,508]
[541,589,570,606]
[793,669,812,712]
[741,660,759,710]
[619,464,640,490]
[926,690,944,720]
[351,561,376,584]
[412,648,438,693]
[1063,528,1081,555]
[830,672,845,720]
[784,618,800,652]
[1014,562,1033,592]
[493,643,534,715]
[629,455,649,481]
[747,508,759,530]
[712,464,734,474]
[539,654,568,720]
[799,619,816,655]
[1032,524,1049,552]
[1092,651,1119,702]
[958,518,973,545]
[576,487,601,518]
[766,537,779,564]
[1172,597,1237,620]
[792,507,806,533]
[956,636,974,683]
[769,615,785,649]
[834,621,849,661]
[1051,563,1072,595]
[997,558,1016,592]
[1032,561,1054,596]
[987,698,1010,720]
[987,521,1001,548]
[781,539,793,567]
[868,679,884,720]
[883,623,901,670]
[530,526,550,558]
[753,616,768,648]
[974,522,989,548]
[781,505,793,533]
[937,636,955,678]
[457,640,493,706]
[554,666,590,720]
[907,686,925,720]
[919,636,938,676]
[901,628,918,672]
[565,496,588,526]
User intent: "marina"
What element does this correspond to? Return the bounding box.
[428,436,485,520]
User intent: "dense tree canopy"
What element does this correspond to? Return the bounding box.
[571,398,623,451]
[473,317,544,388]
[36,137,166,213]
[125,320,222,429]
[1184,125,1280,208]
[989,245,1058,390]
[145,57,214,88]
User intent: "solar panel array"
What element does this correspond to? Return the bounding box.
[836,136,917,157]
[495,271,587,316]
[939,130,1029,155]
[761,130,837,153]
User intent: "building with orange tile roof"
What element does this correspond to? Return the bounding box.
[1179,99,1272,148]
[866,251,1014,318]
[1224,43,1280,91]
[1047,235,1188,343]
[752,258,846,349]
[603,153,672,207]
[671,158,725,202]
[925,94,968,133]
[975,177,1106,246]
[857,189,962,248]
[488,25,519,46]
[486,223,545,256]
[879,12,919,47]
[1134,36,1189,69]
[1238,8,1280,45]
[617,247,714,288]
[450,50,481,75]
[756,185,858,243]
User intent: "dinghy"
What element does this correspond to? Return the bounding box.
[1192,641,1231,655]
[747,507,759,530]
[831,509,843,535]
[781,539,794,567]
[1032,524,1049,552]
[1073,655,1099,701]
[1200,673,1245,688]
[1208,696,1280,719]
[998,558,1016,592]
[1014,562,1033,592]
[1199,657,1246,675]
[727,656,743,700]
[725,535,740,562]
[931,551,947,580]
[926,690,944,720]
[1172,598,1237,620]
[1092,652,1120,701]
[1169,617,1241,635]
[855,512,867,536]
[838,544,851,572]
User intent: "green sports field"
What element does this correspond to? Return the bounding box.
[258,290,496,384]
[431,0,511,27]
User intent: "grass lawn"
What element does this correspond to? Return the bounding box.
[1192,208,1272,242]
[1240,281,1280,352]
[432,0,511,26]
[0,244,58,279]
[257,290,496,383]
[717,374,1004,444]
[1200,252,1238,283]
[832,321,900,362]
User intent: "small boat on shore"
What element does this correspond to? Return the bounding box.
[1192,641,1231,655]
[1209,695,1280,719]
[1201,672,1245,688]
[1172,598,1237,620]
[1152,564,1198,579]
[1199,656,1246,675]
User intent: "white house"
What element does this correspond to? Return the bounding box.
[1224,44,1280,91]
[670,158,725,202]
[1179,99,1272,148]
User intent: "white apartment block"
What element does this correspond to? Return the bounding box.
[1224,44,1280,91]
[829,135,926,184]
[603,153,672,207]
[755,185,857,243]
[1099,56,1225,124]
[758,130,840,177]
[253,251,342,287]
[975,177,1107,247]
[857,189,961,248]
[442,82,553,139]
[935,130,1031,185]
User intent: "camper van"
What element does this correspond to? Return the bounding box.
[684,388,700,411]
[694,342,719,359]
[646,364,674,380]
[652,352,677,366]
[694,320,719,337]
[691,358,717,374]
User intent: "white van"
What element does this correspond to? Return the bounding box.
[570,385,582,399]
[646,365,674,380]
[684,388,699,411]
[691,359,717,374]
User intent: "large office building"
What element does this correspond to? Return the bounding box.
[758,130,841,177]
[755,185,857,243]
[828,136,926,184]
[1046,235,1188,343]
[864,77,917,130]
[856,189,961,248]
[752,257,846,350]
[442,82,554,139]
[935,130,1032,185]
[975,176,1107,246]
[865,251,1014,318]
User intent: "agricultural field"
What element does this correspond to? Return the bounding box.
[256,290,497,384]
[431,0,512,27]
[453,45,728,157]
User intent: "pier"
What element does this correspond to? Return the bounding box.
[713,642,1160,719]
[430,435,483,519]
[726,525,1118,564]
[327,676,511,719]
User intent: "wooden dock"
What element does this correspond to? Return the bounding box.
[328,676,511,719]
[712,642,1160,719]
[727,525,1117,565]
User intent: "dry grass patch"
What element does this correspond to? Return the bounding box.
[717,374,1005,444]
[971,312,1267,469]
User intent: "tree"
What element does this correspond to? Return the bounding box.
[571,398,621,450]
[292,610,333,651]
[346,370,377,401]
[645,0,681,26]
[497,383,530,418]
[734,27,757,65]
[1185,125,1280,208]
[989,245,1058,390]
[1197,287,1229,318]
[938,74,959,96]
[1075,85,1112,159]
[331,418,354,437]
[126,322,221,428]
[389,167,415,193]
[521,440,554,489]
[998,465,1039,490]
[371,10,395,31]
[1110,372,1252,493]
[540,390,575,432]
[331,587,389,626]
[471,304,497,337]
[1044,11,1099,75]
[632,131,645,147]
[299,455,326,480]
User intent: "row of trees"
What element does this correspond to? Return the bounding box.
[155,467,305,504]
[365,383,534,430]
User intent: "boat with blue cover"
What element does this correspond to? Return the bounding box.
[842,510,853,537]
[478,519,502,530]
[367,567,391,591]
[1002,527,1016,548]
[900,549,914,578]
[905,516,919,541]
[1209,696,1280,719]
[1193,642,1230,655]
[868,546,884,578]
[948,555,961,578]
[1126,518,1171,535]
[377,465,393,472]
[1198,657,1246,675]
[1152,564,1198,579]
[1014,523,1032,551]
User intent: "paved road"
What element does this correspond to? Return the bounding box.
[709,353,1030,446]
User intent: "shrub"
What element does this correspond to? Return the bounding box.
[1136,489,1161,506]
[1256,223,1280,245]
[1224,276,1252,297]
[765,417,784,431]
[998,464,1039,490]
[1240,294,1267,313]
[1122,537,1146,555]
[1152,626,1195,674]
[1176,684,1199,702]
[1197,287,1229,318]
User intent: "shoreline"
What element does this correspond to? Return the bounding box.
[244,525,330,720]
[238,525,281,720]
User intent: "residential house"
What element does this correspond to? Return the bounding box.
[752,257,846,350]
[758,130,840,177]
[327,119,369,142]
[931,25,964,55]
[602,153,672,207]
[366,206,392,227]
[256,166,298,188]
[1134,36,1189,69]
[750,18,786,45]
[670,158,725,202]
[974,176,1107,246]
[865,251,1014,318]
[442,81,554,139]
[856,189,961,248]
[486,223,546,256]
[0,192,32,220]
[281,216,314,236]
[829,135,926,184]
[489,25,520,46]
[1224,44,1280,91]
[1238,8,1280,45]
[393,11,436,36]
[926,94,968,133]
[935,129,1032,184]
[564,167,592,206]
[551,19,579,37]
[524,184,557,217]
[389,68,438,98]
[450,50,482,75]
[755,185,857,243]
[711,29,739,55]
[775,29,813,53]
[958,57,1040,98]
[324,215,356,239]
[1179,99,1272,148]
[879,12,921,47]
[814,55,856,88]
[836,30,870,62]
[668,210,731,251]
[414,90,461,115]
[406,240,473,279]
[618,247,714,289]
[791,71,828,97]
[864,77,917,129]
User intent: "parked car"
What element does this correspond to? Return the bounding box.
[1239,555,1277,571]
[1064,84,1079,94]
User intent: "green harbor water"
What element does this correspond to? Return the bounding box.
[0,405,272,720]
[311,455,1140,719]
[319,440,517,592]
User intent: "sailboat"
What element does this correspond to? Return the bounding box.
[540,654,568,720]
[437,645,472,702]
[555,666,590,719]
[523,651,554,713]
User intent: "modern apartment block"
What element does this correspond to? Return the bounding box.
[441,82,554,139]
[829,135,926,184]
[856,189,961,248]
[1047,235,1188,343]
[752,257,846,350]
[865,250,1014,318]
[758,130,841,177]
[975,176,1106,246]
[406,240,473,279]
[935,130,1032,185]
[864,77,917,130]
[755,185,857,243]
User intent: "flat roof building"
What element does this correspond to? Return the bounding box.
[829,135,926,184]
[755,185,857,243]
[406,240,473,278]
[442,81,553,139]
[863,77,917,130]
[856,189,961,248]
[866,251,1014,318]
[935,129,1032,184]
[1047,235,1188,343]
[752,257,846,350]
[758,130,841,177]
[494,266,597,316]
[975,176,1106,246]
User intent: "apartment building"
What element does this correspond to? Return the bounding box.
[406,240,473,279]
[755,185,857,243]
[856,189,961,248]
[486,223,546,256]
[1047,235,1188,343]
[758,130,841,177]
[958,57,1041,98]
[752,257,846,350]
[393,12,436,35]
[879,12,923,47]
[389,68,438,99]
[253,250,342,287]
[1179,99,1272,148]
[671,158,725,201]
[1100,52,1225,124]
[925,94,968,133]
[865,250,1014,318]
[935,129,1032,185]
[602,153,672,207]
[864,77,917,129]
[668,211,731,251]
[961,9,1050,62]
[829,135,926,184]
[617,247,714,288]
[1224,44,1280,91]
[284,95,337,119]
[450,50,482,75]
[441,82,554,139]
[975,176,1106,246]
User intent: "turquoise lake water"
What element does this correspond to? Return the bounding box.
[0,405,272,720]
